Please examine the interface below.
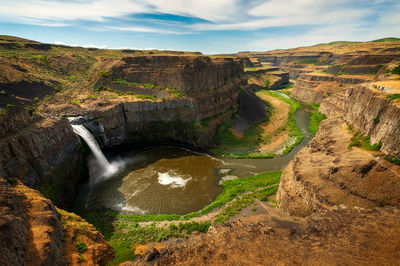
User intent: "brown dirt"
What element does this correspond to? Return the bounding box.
[132,206,400,265]
[256,91,290,151]
[277,118,400,216]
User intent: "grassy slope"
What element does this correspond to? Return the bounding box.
[307,103,327,136]
[210,90,302,158]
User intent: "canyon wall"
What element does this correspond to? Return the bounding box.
[319,85,400,157]
[74,56,244,148]
[290,73,370,103]
[0,108,82,207]
[277,118,400,216]
[100,56,244,93]
[0,178,113,265]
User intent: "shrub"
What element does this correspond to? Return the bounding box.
[384,156,400,165]
[373,117,380,123]
[76,241,88,253]
[135,94,157,100]
[392,63,400,74]
[5,177,18,185]
[386,94,400,101]
[99,70,109,78]
[264,79,270,88]
[69,75,77,81]
[0,90,6,95]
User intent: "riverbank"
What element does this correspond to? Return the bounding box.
[209,89,304,158]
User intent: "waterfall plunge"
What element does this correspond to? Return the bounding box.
[72,124,122,185]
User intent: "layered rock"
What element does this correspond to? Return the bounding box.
[0,179,113,265]
[320,85,400,156]
[277,118,400,216]
[99,56,244,93]
[291,73,371,103]
[69,55,244,148]
[0,108,82,207]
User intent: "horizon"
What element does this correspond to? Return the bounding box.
[0,0,400,54]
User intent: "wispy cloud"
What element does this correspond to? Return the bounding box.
[0,0,399,53]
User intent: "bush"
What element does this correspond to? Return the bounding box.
[76,241,88,253]
[386,94,400,101]
[392,64,400,74]
[264,79,270,88]
[135,94,157,100]
[0,90,6,95]
[5,177,18,185]
[373,117,380,123]
[99,70,109,78]
[384,156,400,165]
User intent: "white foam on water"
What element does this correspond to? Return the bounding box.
[158,171,192,188]
[114,202,147,214]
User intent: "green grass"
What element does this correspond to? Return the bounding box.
[0,90,6,95]
[69,100,81,106]
[135,94,157,100]
[348,131,382,151]
[262,90,302,155]
[5,177,18,185]
[384,156,400,165]
[308,104,327,136]
[99,70,109,78]
[80,170,281,264]
[76,241,88,253]
[392,64,400,75]
[371,37,400,42]
[210,90,303,158]
[386,94,400,100]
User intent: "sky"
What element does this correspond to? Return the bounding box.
[0,0,399,54]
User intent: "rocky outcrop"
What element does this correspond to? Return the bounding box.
[277,118,400,216]
[291,73,371,103]
[0,179,113,265]
[99,56,244,93]
[67,56,245,148]
[133,207,400,265]
[320,85,400,156]
[0,109,82,207]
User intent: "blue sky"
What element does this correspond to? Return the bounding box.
[0,0,399,54]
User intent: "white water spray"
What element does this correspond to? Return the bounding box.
[72,124,121,185]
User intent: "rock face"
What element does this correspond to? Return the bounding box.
[70,56,245,148]
[99,56,244,93]
[0,108,82,207]
[133,207,400,265]
[291,73,370,103]
[277,118,400,216]
[320,86,400,157]
[0,179,113,265]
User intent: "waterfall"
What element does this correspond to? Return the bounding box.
[71,124,120,185]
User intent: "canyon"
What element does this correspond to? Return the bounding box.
[0,35,400,265]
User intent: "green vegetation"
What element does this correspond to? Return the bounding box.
[5,177,18,185]
[79,171,281,264]
[99,70,109,78]
[0,108,6,114]
[34,55,49,65]
[69,75,77,81]
[135,94,157,100]
[76,241,88,253]
[0,90,6,95]
[264,79,270,88]
[371,37,400,42]
[391,63,400,75]
[6,104,15,108]
[282,83,294,89]
[384,156,400,165]
[348,131,382,151]
[69,100,81,106]
[373,117,380,123]
[264,91,303,155]
[295,58,321,65]
[307,103,327,136]
[386,94,400,101]
[211,90,302,158]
